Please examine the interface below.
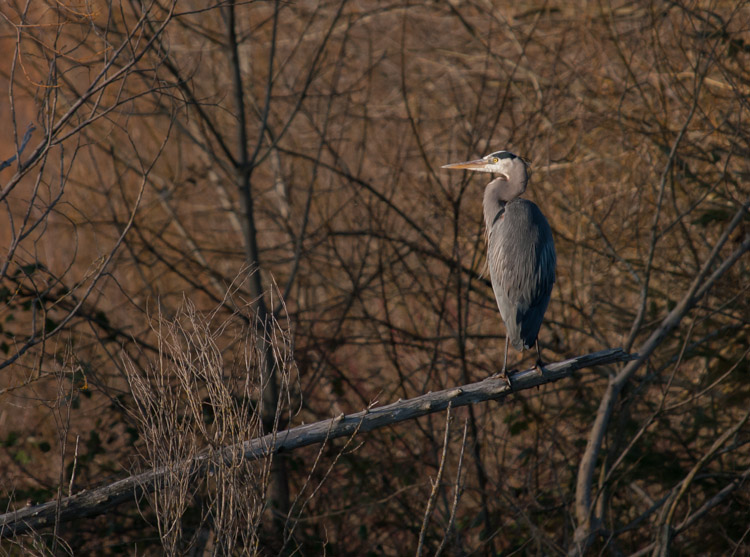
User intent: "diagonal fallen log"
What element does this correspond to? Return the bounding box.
[0,348,634,538]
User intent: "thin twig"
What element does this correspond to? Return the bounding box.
[416,403,453,557]
[68,436,80,497]
[435,419,469,557]
[0,123,35,171]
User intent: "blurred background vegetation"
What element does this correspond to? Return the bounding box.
[1,0,748,554]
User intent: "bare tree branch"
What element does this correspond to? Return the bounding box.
[573,199,750,551]
[0,348,633,538]
[0,123,35,171]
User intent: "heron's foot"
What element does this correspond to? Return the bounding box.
[534,358,546,371]
[489,369,513,389]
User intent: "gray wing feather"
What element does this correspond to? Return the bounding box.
[487,199,556,350]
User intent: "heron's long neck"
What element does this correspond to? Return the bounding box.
[483,195,506,232]
[483,178,513,231]
[482,168,527,231]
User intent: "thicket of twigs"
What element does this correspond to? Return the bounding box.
[1,1,748,555]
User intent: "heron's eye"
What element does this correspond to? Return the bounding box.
[492,157,499,163]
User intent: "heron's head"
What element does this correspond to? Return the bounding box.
[442,150,529,201]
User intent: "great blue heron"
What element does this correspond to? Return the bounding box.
[443,150,556,376]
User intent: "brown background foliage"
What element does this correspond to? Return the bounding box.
[1,0,748,555]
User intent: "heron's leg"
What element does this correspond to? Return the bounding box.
[488,337,512,388]
[535,339,544,368]
[502,336,509,373]
[493,336,511,388]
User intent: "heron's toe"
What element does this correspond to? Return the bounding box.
[489,369,513,389]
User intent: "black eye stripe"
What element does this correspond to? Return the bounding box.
[488,151,516,160]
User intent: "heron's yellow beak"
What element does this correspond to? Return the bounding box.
[441,158,488,171]
[441,158,507,178]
